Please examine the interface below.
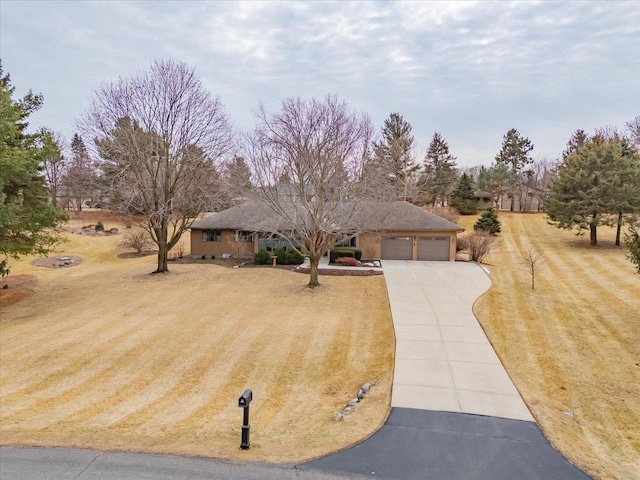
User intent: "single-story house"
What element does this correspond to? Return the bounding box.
[189,201,464,261]
[474,191,493,210]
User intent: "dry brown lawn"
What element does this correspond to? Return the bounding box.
[459,212,640,480]
[0,220,394,463]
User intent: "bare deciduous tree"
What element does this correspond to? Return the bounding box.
[82,60,233,273]
[118,230,153,254]
[246,95,374,287]
[625,116,640,149]
[466,231,496,264]
[522,243,545,290]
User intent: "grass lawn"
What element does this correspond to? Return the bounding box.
[0,219,394,463]
[459,212,639,480]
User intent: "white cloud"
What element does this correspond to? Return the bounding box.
[1,0,638,166]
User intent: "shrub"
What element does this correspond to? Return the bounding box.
[330,247,362,263]
[474,207,501,235]
[286,249,305,265]
[273,247,305,265]
[95,221,105,232]
[336,257,360,266]
[254,248,271,265]
[118,230,153,253]
[467,231,496,263]
[273,247,287,264]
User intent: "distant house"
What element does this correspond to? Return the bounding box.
[189,201,464,261]
[474,191,493,210]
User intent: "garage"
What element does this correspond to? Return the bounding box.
[417,236,450,261]
[381,236,413,260]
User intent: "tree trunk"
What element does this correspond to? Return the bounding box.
[615,212,623,246]
[308,255,320,287]
[153,222,170,273]
[155,243,168,273]
[590,223,598,246]
[510,194,515,212]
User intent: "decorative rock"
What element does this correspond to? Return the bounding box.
[347,398,359,407]
[333,412,344,421]
[357,389,365,400]
[59,257,70,261]
[361,383,372,393]
[343,406,354,416]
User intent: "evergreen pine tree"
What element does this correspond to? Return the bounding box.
[474,207,501,235]
[420,132,458,206]
[63,133,98,211]
[372,113,417,200]
[624,223,640,273]
[0,66,68,276]
[546,136,631,245]
[495,128,534,211]
[562,129,588,159]
[450,173,476,214]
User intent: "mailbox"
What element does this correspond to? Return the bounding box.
[238,389,253,407]
[238,389,253,449]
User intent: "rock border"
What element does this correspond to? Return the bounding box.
[30,255,83,269]
[333,382,374,420]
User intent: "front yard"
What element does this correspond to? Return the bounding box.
[0,220,395,463]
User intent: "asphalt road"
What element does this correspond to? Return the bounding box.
[0,409,591,480]
[0,446,362,480]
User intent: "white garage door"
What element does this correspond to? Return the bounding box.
[417,236,450,261]
[381,237,413,260]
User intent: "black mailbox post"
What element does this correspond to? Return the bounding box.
[238,389,253,449]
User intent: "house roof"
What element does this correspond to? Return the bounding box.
[474,191,493,197]
[190,201,464,233]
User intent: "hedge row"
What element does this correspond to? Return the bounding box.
[254,248,304,265]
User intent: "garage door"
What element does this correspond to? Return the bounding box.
[417,236,450,261]
[381,237,413,260]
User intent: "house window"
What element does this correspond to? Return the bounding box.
[235,231,253,242]
[258,234,298,252]
[336,234,357,247]
[202,229,221,242]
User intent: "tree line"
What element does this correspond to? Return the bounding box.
[2,59,639,282]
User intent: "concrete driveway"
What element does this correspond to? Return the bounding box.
[382,260,533,421]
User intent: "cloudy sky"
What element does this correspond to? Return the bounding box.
[1,0,638,166]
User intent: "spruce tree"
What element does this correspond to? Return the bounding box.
[450,173,477,215]
[546,136,634,245]
[372,113,417,200]
[0,66,68,277]
[63,133,99,211]
[474,207,501,235]
[495,128,534,211]
[420,132,458,206]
